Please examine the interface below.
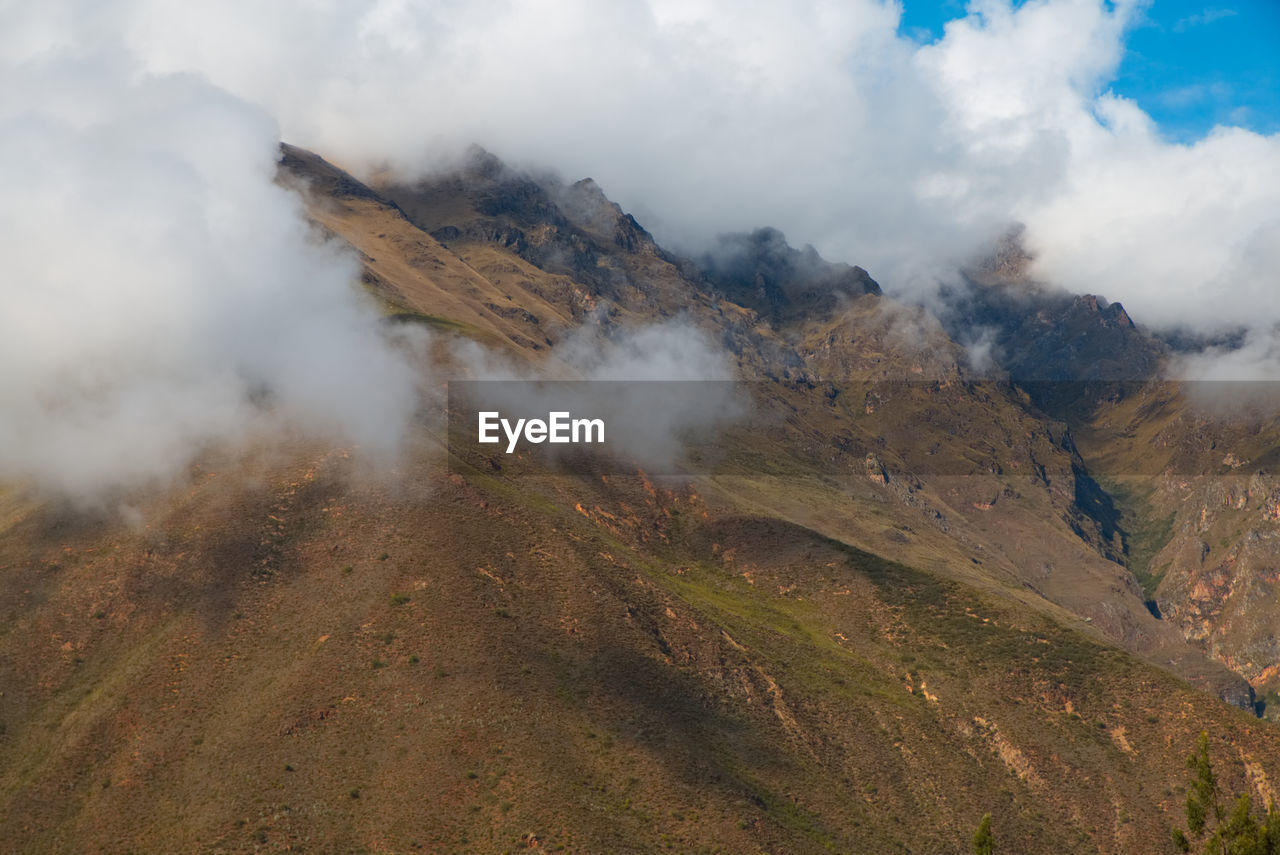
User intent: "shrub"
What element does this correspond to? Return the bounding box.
[971,813,993,855]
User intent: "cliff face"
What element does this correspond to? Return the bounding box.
[944,233,1280,717]
[697,226,881,323]
[942,278,1162,385]
[1148,471,1280,711]
[331,148,1272,705]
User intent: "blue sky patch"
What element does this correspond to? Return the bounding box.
[898,0,1280,142]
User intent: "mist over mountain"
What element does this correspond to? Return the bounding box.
[110,0,1280,342]
[6,131,1280,853]
[0,62,419,497]
[4,0,1279,496]
[7,4,1280,852]
[698,227,882,324]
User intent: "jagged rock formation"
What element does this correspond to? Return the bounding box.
[939,232,1280,716]
[697,226,881,323]
[291,146,1249,706]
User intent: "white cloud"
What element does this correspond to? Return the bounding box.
[0,18,419,497]
[1174,7,1238,32]
[447,317,743,471]
[5,0,1280,496]
[106,0,1280,342]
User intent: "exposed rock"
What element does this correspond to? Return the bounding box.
[278,142,392,206]
[696,227,881,324]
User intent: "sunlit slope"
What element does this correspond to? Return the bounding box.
[288,144,1239,699]
[1,449,1277,854]
[0,144,1270,854]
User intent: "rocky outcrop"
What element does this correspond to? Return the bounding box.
[277,142,392,205]
[697,227,881,324]
[1151,474,1280,705]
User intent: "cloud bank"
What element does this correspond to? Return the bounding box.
[0,26,418,496]
[118,0,1280,340]
[4,0,1280,494]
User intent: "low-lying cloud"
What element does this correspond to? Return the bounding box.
[447,318,744,472]
[5,1,1280,495]
[0,37,418,497]
[116,0,1280,344]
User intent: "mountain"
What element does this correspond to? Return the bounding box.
[697,227,882,323]
[1056,383,1280,718]
[939,231,1163,390]
[360,147,1249,702]
[942,229,1280,719]
[1,145,1278,853]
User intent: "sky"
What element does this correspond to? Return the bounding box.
[2,0,1279,494]
[901,0,1280,141]
[107,0,1280,330]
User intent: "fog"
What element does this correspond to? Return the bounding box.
[120,0,1280,339]
[0,36,418,496]
[445,318,744,472]
[4,0,1279,495]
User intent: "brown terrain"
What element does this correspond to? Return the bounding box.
[1,144,1278,853]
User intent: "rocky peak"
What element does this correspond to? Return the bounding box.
[696,227,881,324]
[459,143,506,180]
[371,147,704,312]
[940,276,1163,388]
[277,142,389,205]
[557,178,659,255]
[1076,294,1135,330]
[976,225,1035,282]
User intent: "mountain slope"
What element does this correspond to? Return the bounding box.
[0,145,1273,854]
[343,145,1242,702]
[940,232,1280,714]
[3,444,1279,854]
